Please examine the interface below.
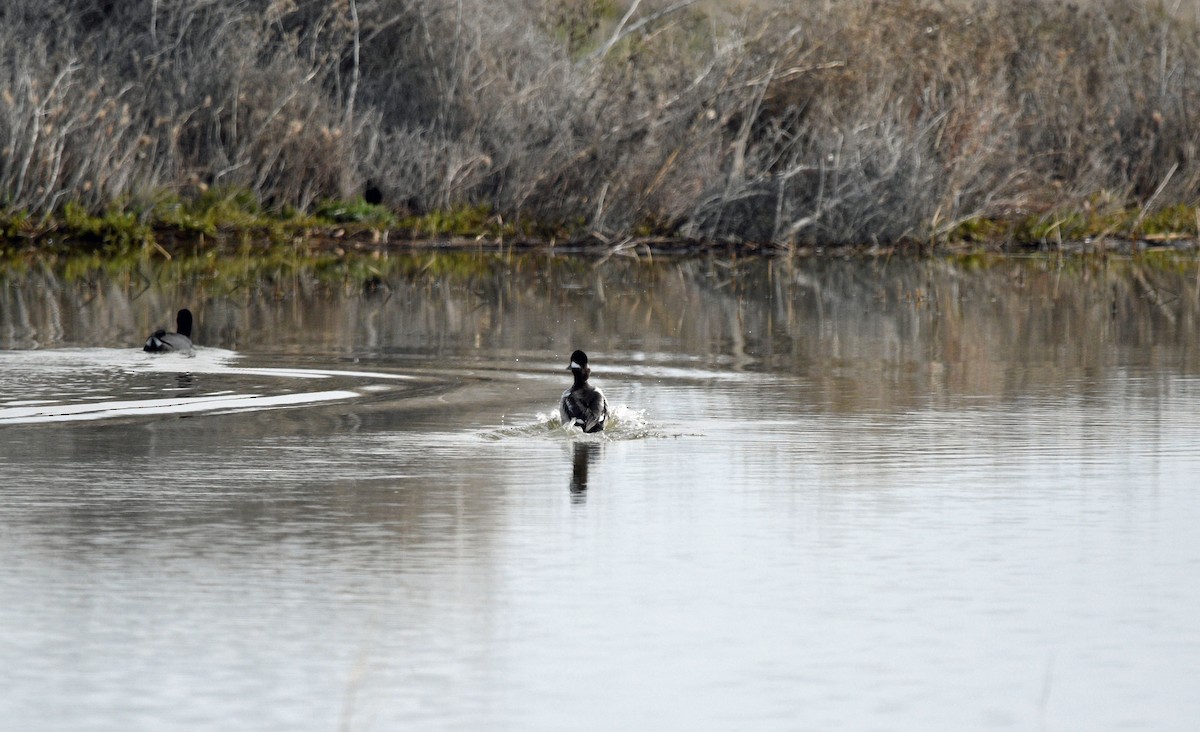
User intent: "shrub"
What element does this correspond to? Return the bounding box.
[2,0,1199,247]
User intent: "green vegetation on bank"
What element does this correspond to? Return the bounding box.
[4,189,1199,257]
[0,190,561,255]
[946,202,1200,251]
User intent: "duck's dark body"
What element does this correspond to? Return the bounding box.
[144,309,194,353]
[560,350,608,433]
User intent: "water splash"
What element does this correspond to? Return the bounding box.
[482,403,669,441]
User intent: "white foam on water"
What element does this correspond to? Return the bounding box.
[0,347,410,425]
[0,390,360,425]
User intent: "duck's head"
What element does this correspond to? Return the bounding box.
[567,350,591,378]
[176,309,193,338]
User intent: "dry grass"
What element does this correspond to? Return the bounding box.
[2,0,1199,247]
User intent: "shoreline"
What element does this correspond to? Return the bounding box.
[5,194,1200,262]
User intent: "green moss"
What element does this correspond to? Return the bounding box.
[0,209,32,239]
[1137,203,1197,237]
[314,198,396,227]
[60,201,154,249]
[630,212,679,238]
[957,201,1200,247]
[943,216,1007,243]
[163,188,309,240]
[397,204,503,238]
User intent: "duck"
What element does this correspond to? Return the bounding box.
[560,349,608,433]
[144,308,194,353]
[364,181,383,205]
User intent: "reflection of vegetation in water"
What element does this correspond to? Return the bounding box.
[0,249,628,298]
[5,247,1199,289]
[4,253,1199,400]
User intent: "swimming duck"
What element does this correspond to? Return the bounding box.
[560,350,608,433]
[144,308,194,353]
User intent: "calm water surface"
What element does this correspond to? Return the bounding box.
[2,254,1199,730]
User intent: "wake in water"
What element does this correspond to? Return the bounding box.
[482,404,669,441]
[0,347,687,437]
[0,347,420,426]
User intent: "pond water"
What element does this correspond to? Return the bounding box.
[2,253,1199,730]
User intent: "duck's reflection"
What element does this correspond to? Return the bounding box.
[570,442,600,503]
